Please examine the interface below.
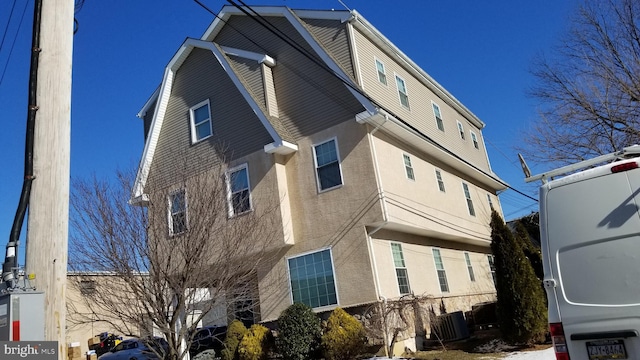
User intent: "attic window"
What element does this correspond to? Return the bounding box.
[189,99,213,144]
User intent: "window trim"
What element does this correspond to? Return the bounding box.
[189,99,213,144]
[432,248,449,293]
[374,58,387,86]
[470,131,479,149]
[391,243,411,295]
[167,188,188,236]
[432,102,444,131]
[462,182,476,217]
[403,153,415,181]
[286,247,339,310]
[394,74,410,109]
[435,169,446,193]
[457,121,465,140]
[488,254,497,287]
[226,163,252,217]
[464,252,476,282]
[312,137,344,193]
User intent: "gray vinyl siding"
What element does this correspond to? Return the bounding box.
[143,99,157,141]
[352,26,492,173]
[299,18,355,82]
[147,47,273,189]
[214,16,365,140]
[227,55,266,110]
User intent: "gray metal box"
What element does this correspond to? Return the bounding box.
[0,292,45,341]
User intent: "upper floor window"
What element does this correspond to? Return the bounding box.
[488,254,497,286]
[470,131,479,149]
[168,189,187,235]
[435,169,446,192]
[313,138,343,192]
[462,182,476,216]
[227,164,252,216]
[395,75,410,109]
[464,252,476,282]
[487,193,494,210]
[189,99,213,144]
[432,103,444,131]
[287,248,338,308]
[375,58,387,85]
[79,280,97,296]
[391,243,411,295]
[457,121,465,140]
[403,154,415,180]
[432,248,449,293]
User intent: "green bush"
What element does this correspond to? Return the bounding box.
[321,307,366,360]
[221,319,248,360]
[237,324,273,360]
[276,303,322,360]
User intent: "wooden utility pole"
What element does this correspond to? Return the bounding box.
[25,0,74,358]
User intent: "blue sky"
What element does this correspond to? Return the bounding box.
[0,0,580,254]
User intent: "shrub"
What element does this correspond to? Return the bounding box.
[321,307,366,360]
[237,324,273,360]
[221,319,248,360]
[276,303,322,360]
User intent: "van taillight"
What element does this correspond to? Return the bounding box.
[550,322,570,360]
[611,161,638,173]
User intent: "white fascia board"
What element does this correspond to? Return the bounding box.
[137,86,161,119]
[350,10,485,130]
[264,140,298,154]
[220,46,276,67]
[292,9,352,22]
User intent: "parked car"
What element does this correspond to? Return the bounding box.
[189,326,227,358]
[98,337,168,360]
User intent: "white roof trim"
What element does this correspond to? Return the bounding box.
[137,86,161,119]
[221,46,276,67]
[264,140,298,155]
[132,38,284,201]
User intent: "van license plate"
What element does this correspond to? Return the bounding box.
[586,339,627,359]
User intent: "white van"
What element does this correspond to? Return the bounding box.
[525,145,640,360]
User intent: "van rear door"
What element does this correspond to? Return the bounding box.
[543,162,640,359]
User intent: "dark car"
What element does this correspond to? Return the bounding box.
[98,337,168,360]
[189,326,227,357]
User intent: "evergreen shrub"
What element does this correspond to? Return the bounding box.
[321,307,366,360]
[276,303,322,360]
[237,324,273,360]
[221,319,248,360]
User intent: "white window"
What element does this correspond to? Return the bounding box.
[226,164,252,216]
[487,193,494,210]
[462,182,476,216]
[432,103,444,131]
[313,138,343,192]
[391,243,411,295]
[488,254,497,286]
[403,154,415,180]
[470,131,479,149]
[189,99,213,143]
[457,121,465,140]
[435,169,446,192]
[464,252,476,282]
[168,189,187,235]
[432,248,449,293]
[395,75,410,108]
[287,248,338,308]
[375,58,387,85]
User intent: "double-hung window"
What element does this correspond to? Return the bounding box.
[435,169,446,192]
[457,121,465,140]
[432,248,449,292]
[403,154,415,180]
[462,182,476,216]
[227,164,252,216]
[471,131,479,149]
[189,99,213,143]
[395,75,410,108]
[464,252,476,282]
[433,103,444,131]
[487,193,494,210]
[375,58,387,85]
[391,243,411,295]
[168,189,187,235]
[313,138,343,192]
[488,254,497,286]
[287,248,338,309]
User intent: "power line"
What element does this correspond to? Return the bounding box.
[0,0,29,89]
[0,0,18,54]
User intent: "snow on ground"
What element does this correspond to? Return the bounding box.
[503,347,555,359]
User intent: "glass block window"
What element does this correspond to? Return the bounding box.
[433,103,444,131]
[288,249,338,308]
[391,243,411,295]
[395,75,410,108]
[403,154,415,180]
[435,170,446,192]
[168,189,187,235]
[432,248,449,292]
[227,164,251,216]
[462,183,476,216]
[464,252,476,282]
[375,58,387,85]
[189,99,213,143]
[314,139,343,191]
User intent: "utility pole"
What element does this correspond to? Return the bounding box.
[25,0,74,358]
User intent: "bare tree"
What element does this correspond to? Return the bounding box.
[67,153,283,360]
[523,0,640,165]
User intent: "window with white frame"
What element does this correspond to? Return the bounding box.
[432,248,449,292]
[227,164,252,216]
[432,103,444,131]
[395,75,410,108]
[313,138,343,191]
[375,58,387,85]
[435,169,446,192]
[457,121,465,140]
[391,243,411,294]
[464,252,476,282]
[487,193,494,210]
[287,249,338,308]
[462,182,476,216]
[189,99,213,143]
[488,254,497,286]
[403,154,415,180]
[470,131,479,149]
[168,189,187,235]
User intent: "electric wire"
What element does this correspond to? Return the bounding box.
[0,0,29,89]
[0,0,17,54]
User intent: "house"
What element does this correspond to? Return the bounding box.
[132,5,507,352]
